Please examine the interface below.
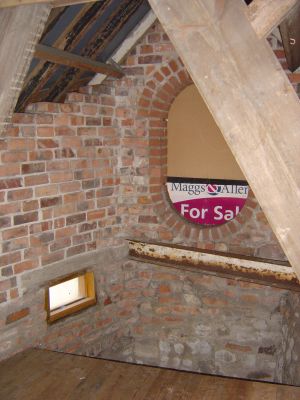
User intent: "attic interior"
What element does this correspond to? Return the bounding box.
[0,0,300,398]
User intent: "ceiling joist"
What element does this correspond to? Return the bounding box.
[34,44,124,78]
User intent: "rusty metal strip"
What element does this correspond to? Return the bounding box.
[128,240,300,291]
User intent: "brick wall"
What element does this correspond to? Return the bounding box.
[1,20,300,384]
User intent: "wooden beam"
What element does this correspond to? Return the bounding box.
[248,0,299,39]
[0,0,98,8]
[90,10,157,86]
[0,4,51,134]
[280,1,300,72]
[34,44,124,78]
[148,0,300,278]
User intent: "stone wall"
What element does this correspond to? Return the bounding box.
[277,291,300,385]
[101,259,289,383]
[1,20,300,385]
[1,245,130,360]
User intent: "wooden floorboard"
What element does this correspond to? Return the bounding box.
[0,349,300,399]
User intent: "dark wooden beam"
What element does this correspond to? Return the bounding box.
[0,4,51,133]
[148,0,300,279]
[34,44,123,78]
[280,1,300,72]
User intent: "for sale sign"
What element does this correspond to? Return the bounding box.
[166,177,249,226]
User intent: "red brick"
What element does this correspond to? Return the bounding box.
[59,181,81,193]
[22,162,45,174]
[2,151,27,163]
[55,126,75,136]
[225,343,252,352]
[0,252,21,267]
[36,114,53,125]
[37,127,54,137]
[29,150,53,161]
[66,213,86,225]
[67,244,85,257]
[56,226,77,239]
[0,164,20,177]
[0,178,22,189]
[0,217,11,228]
[8,138,35,151]
[23,200,39,212]
[8,188,33,201]
[6,308,29,324]
[50,238,71,252]
[87,210,105,221]
[14,212,38,225]
[14,259,39,274]
[38,139,58,149]
[35,185,58,197]
[40,196,62,208]
[24,174,49,186]
[2,226,28,240]
[0,277,17,291]
[50,171,73,183]
[41,251,64,266]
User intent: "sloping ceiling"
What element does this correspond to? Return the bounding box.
[16,0,150,112]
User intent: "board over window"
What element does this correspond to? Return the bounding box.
[45,271,96,323]
[166,84,249,227]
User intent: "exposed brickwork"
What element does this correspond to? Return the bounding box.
[0,21,299,384]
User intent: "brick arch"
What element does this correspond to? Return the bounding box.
[137,57,256,247]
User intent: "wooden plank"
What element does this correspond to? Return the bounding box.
[280,1,300,71]
[248,0,299,39]
[1,349,300,398]
[90,10,157,85]
[148,0,300,279]
[35,44,124,77]
[0,4,51,134]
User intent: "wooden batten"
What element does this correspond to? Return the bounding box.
[148,0,300,279]
[0,4,51,134]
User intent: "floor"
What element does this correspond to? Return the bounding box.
[1,349,300,399]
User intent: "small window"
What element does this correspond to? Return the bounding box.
[45,271,96,323]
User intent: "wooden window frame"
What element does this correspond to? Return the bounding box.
[45,270,96,324]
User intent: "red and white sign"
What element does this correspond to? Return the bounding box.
[166,177,249,226]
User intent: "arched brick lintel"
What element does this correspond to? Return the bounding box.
[137,57,256,246]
